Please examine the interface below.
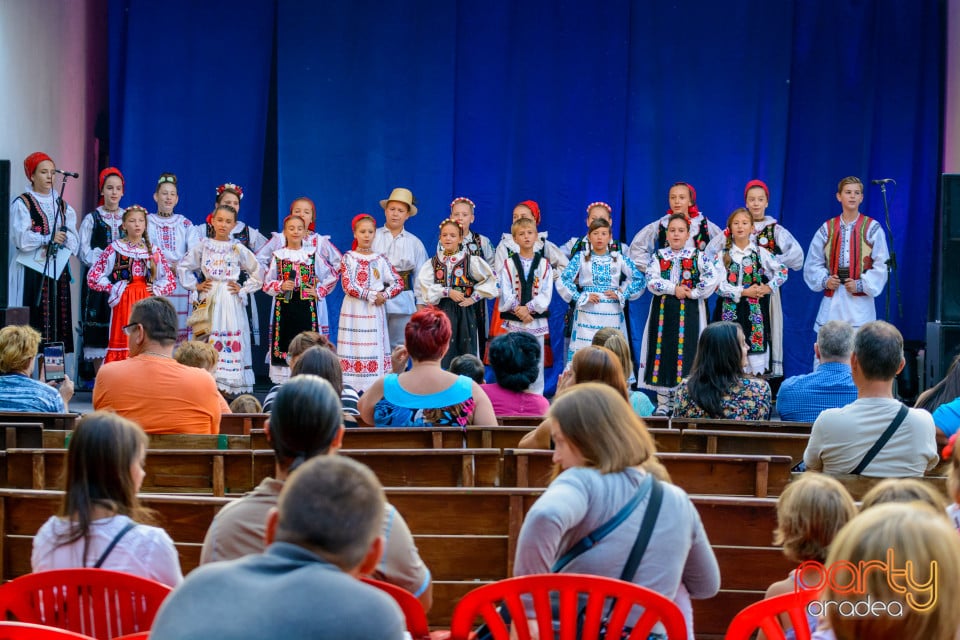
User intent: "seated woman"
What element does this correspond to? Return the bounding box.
[31,412,183,587]
[673,321,771,420]
[518,345,631,449]
[358,306,495,427]
[0,325,74,412]
[592,327,655,417]
[513,383,720,638]
[481,332,550,418]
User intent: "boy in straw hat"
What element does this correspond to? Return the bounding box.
[372,187,429,348]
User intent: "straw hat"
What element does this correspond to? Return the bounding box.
[380,187,418,217]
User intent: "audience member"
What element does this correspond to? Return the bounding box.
[917,355,960,447]
[358,307,495,426]
[674,321,771,420]
[803,321,938,477]
[776,321,857,422]
[948,438,960,531]
[859,477,949,512]
[93,297,221,434]
[174,340,231,415]
[229,394,262,413]
[151,455,405,640]
[513,384,720,637]
[31,412,182,587]
[518,345,630,449]
[593,328,655,416]
[290,345,358,423]
[810,503,960,640]
[0,325,74,412]
[759,473,856,640]
[481,332,550,418]
[448,354,486,384]
[199,375,432,609]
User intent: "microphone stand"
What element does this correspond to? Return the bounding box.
[877,182,901,320]
[36,172,73,343]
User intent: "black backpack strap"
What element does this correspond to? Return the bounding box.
[619,477,663,581]
[92,521,137,568]
[850,404,910,475]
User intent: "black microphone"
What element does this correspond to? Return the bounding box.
[51,225,69,250]
[871,178,896,185]
[54,168,79,178]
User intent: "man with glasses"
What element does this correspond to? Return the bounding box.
[93,297,222,433]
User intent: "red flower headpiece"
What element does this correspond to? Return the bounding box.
[667,182,699,218]
[216,182,244,200]
[290,197,316,231]
[586,201,612,215]
[450,196,475,210]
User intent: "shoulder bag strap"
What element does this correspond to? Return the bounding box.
[619,477,663,581]
[551,474,653,573]
[92,521,137,568]
[850,404,910,475]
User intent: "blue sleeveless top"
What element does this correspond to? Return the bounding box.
[373,374,476,427]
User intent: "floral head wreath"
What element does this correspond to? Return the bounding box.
[439,218,464,234]
[216,182,244,200]
[450,197,475,211]
[586,201,612,215]
[122,204,148,220]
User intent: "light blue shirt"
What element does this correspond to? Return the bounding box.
[0,373,65,412]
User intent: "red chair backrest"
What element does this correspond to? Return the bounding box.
[724,589,822,640]
[449,573,688,640]
[0,621,97,639]
[0,569,172,640]
[360,576,432,640]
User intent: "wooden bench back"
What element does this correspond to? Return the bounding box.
[0,412,78,430]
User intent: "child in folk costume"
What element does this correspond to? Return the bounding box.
[179,204,263,395]
[256,197,341,335]
[148,173,194,343]
[706,180,804,377]
[262,214,337,383]
[9,152,80,353]
[447,197,495,357]
[86,205,176,363]
[714,208,789,376]
[372,187,429,348]
[78,168,126,367]
[338,214,404,392]
[417,218,498,368]
[641,214,721,413]
[561,217,645,363]
[497,217,554,394]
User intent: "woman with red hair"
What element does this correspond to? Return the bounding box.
[358,307,496,427]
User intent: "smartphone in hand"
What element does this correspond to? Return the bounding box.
[42,342,66,382]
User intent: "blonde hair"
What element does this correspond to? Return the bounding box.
[548,383,655,473]
[229,394,263,413]
[773,473,857,564]
[836,176,863,193]
[592,329,632,383]
[174,340,219,370]
[822,502,960,640]
[0,325,41,374]
[861,478,950,513]
[510,217,537,237]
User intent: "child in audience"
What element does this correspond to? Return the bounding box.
[79,167,126,369]
[339,214,404,392]
[31,412,183,587]
[949,437,960,531]
[715,208,788,375]
[87,205,175,363]
[449,354,486,385]
[497,217,554,394]
[174,340,231,416]
[760,473,857,640]
[640,214,720,413]
[179,204,263,395]
[262,214,337,383]
[592,328,654,416]
[148,172,194,342]
[229,394,262,413]
[256,197,341,335]
[418,219,497,368]
[859,477,949,512]
[372,187,429,348]
[812,503,960,640]
[561,217,644,363]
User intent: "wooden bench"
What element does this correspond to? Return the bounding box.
[679,429,809,464]
[501,449,793,497]
[673,417,813,434]
[795,472,949,500]
[0,423,44,449]
[41,430,257,451]
[340,449,502,487]
[218,413,269,435]
[341,427,465,449]
[0,412,78,430]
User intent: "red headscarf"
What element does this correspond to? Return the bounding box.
[351,213,375,250]
[97,167,125,206]
[290,197,317,232]
[23,152,53,181]
[517,199,541,224]
[667,182,700,218]
[744,179,770,200]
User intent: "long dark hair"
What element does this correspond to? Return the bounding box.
[270,375,343,472]
[686,321,744,417]
[916,354,960,412]
[56,412,153,562]
[291,345,343,395]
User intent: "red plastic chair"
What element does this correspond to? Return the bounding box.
[111,634,150,640]
[0,622,97,639]
[724,589,822,640]
[448,573,688,640]
[360,577,450,640]
[0,569,172,640]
